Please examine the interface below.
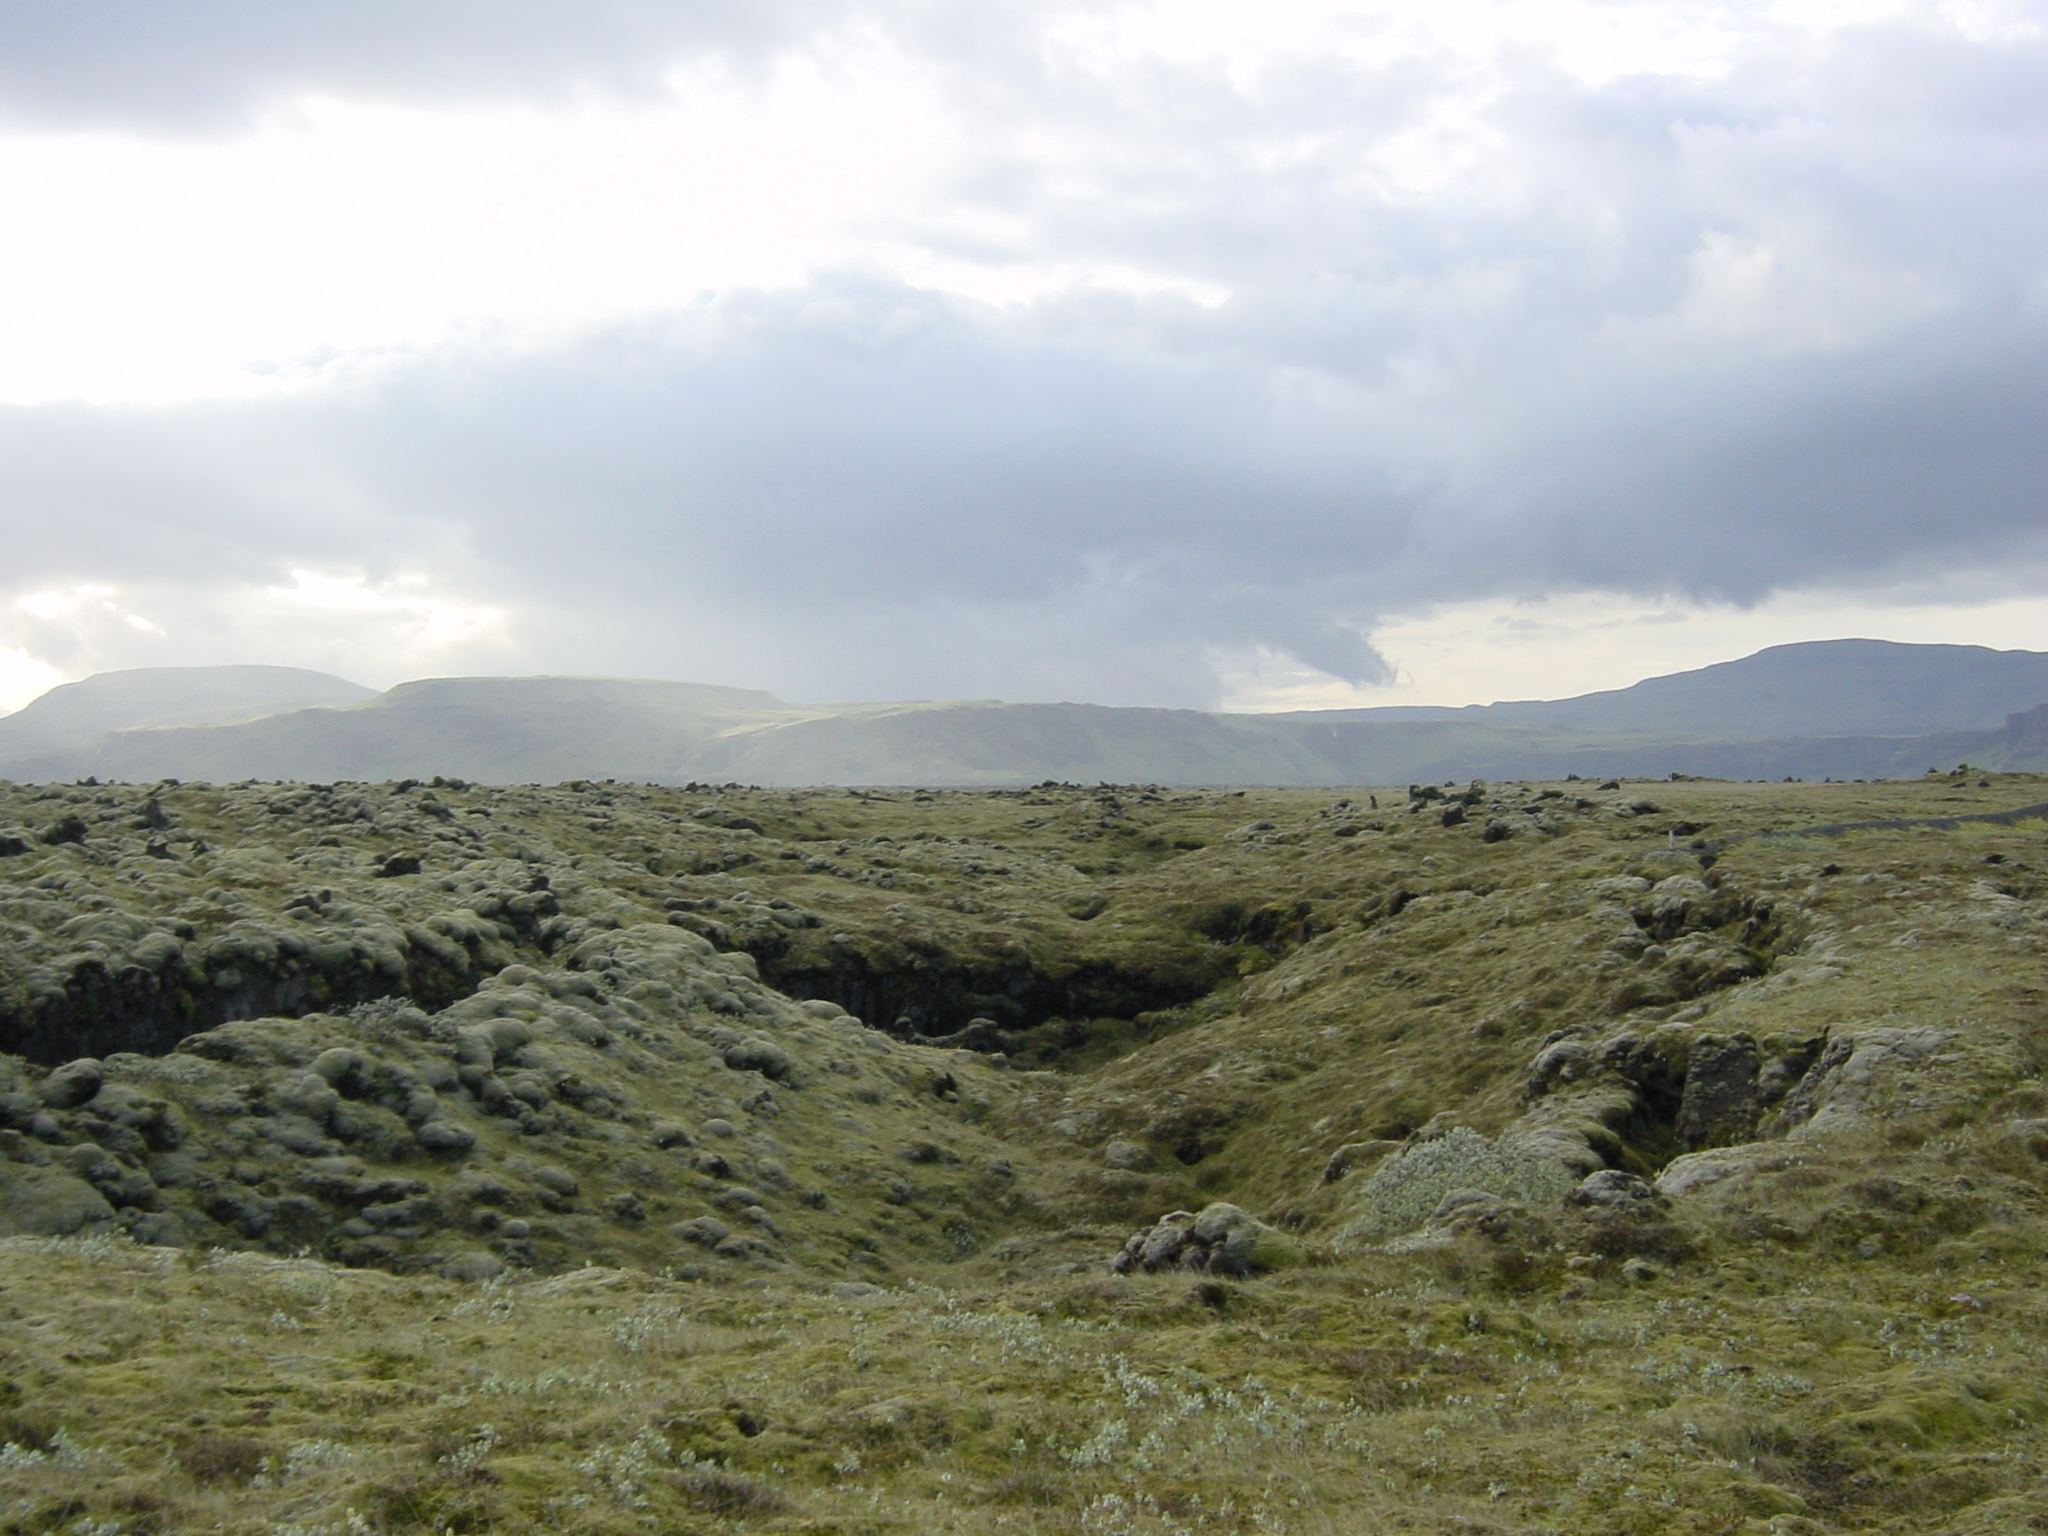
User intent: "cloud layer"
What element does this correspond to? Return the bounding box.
[0,0,880,129]
[1,2,2044,707]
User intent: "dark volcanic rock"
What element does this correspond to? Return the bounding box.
[1676,1034,1763,1150]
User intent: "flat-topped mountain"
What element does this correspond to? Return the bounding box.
[0,674,801,784]
[0,664,373,766]
[4,640,2046,785]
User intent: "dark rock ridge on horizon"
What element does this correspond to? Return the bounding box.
[4,640,2046,786]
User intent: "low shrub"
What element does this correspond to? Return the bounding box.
[1336,1128,1574,1242]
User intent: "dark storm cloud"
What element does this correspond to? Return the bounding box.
[323,273,2048,688]
[6,264,2043,703]
[340,287,1416,699]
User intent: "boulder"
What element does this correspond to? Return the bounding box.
[1101,1140,1148,1170]
[1568,1169,1662,1209]
[40,814,88,846]
[1656,1142,1803,1199]
[1135,1211,1196,1269]
[84,1084,188,1150]
[415,1120,476,1155]
[930,1018,1016,1054]
[1526,1039,1597,1095]
[262,1115,336,1157]
[308,1047,368,1094]
[1775,1028,1952,1135]
[1676,1036,1762,1149]
[1191,1203,1265,1275]
[37,1058,104,1110]
[125,1211,190,1247]
[529,1164,578,1198]
[63,1143,158,1209]
[0,1164,117,1236]
[439,1251,509,1283]
[723,1038,794,1081]
[672,1215,731,1247]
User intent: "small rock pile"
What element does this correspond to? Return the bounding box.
[1109,1201,1297,1277]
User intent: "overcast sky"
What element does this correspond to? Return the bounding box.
[1,0,2044,714]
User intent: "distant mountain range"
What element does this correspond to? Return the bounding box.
[3,640,2045,787]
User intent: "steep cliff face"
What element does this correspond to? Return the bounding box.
[1993,701,2048,765]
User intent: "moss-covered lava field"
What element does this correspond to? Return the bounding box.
[2,769,2047,1533]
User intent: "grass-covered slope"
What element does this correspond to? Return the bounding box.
[2,770,2048,1532]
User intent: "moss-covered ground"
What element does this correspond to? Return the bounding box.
[0,770,2045,1532]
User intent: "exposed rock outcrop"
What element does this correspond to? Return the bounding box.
[1110,1201,1301,1276]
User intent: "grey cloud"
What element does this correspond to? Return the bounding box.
[322,285,1417,698]
[928,21,2048,342]
[0,0,1116,133]
[356,240,2027,623]
[0,0,880,130]
[5,258,2043,705]
[0,402,443,584]
[1531,337,2048,602]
